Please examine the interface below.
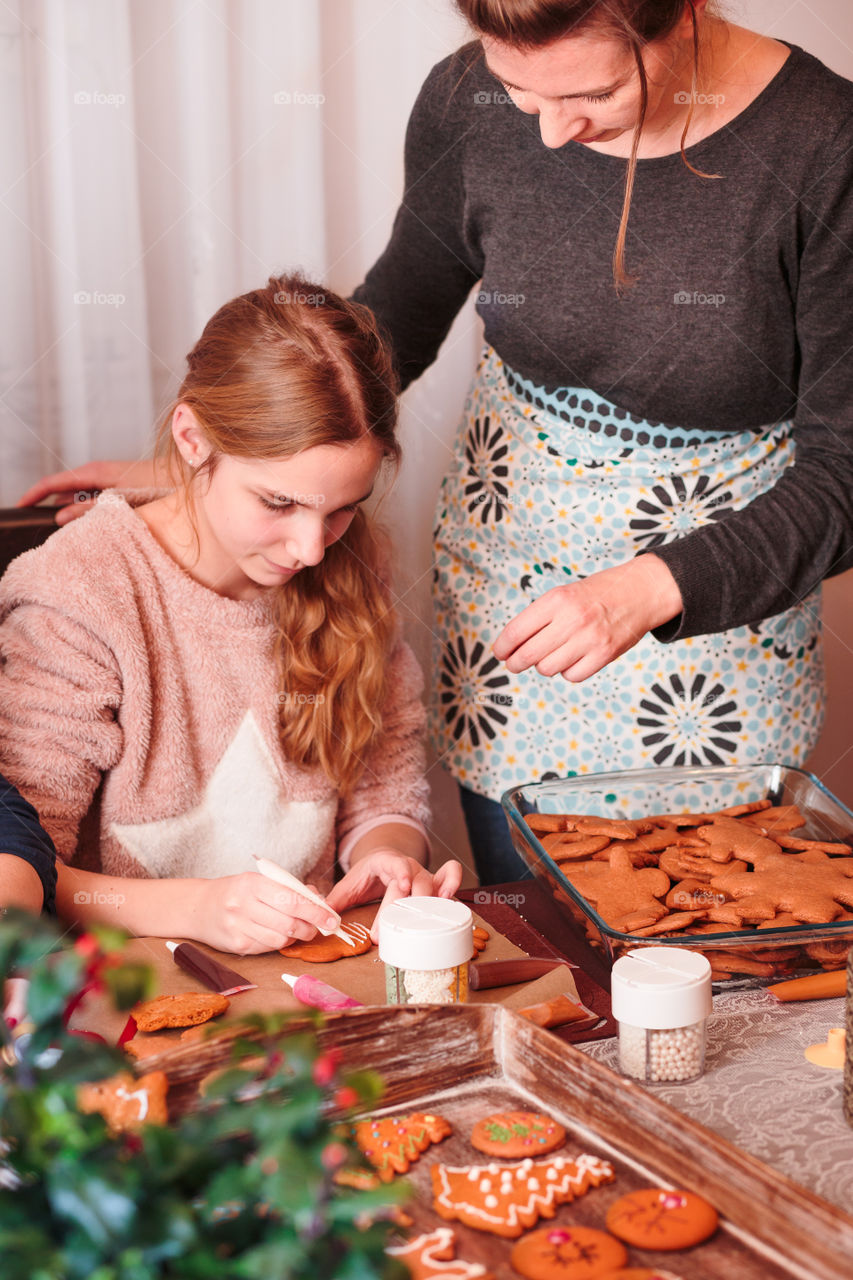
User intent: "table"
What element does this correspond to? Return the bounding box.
[486,879,853,1213]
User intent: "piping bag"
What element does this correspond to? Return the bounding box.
[282,973,363,1012]
[166,941,257,996]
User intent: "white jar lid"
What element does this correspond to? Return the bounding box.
[611,946,713,1029]
[378,896,473,970]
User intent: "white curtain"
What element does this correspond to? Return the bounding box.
[0,0,480,863]
[0,0,476,500]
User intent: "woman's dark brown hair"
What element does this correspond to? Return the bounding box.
[157,274,401,793]
[457,1,718,289]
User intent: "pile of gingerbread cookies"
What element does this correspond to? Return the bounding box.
[349,1106,720,1279]
[527,799,853,980]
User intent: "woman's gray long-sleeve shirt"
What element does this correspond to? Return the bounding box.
[354,42,853,640]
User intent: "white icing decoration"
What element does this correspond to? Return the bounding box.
[115,1085,149,1120]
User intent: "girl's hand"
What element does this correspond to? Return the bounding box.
[327,852,464,932]
[17,460,162,525]
[493,556,683,683]
[191,872,340,955]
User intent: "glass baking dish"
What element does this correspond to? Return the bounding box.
[501,764,853,984]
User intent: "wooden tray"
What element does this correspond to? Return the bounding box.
[138,1005,852,1280]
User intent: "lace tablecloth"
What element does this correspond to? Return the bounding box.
[581,988,852,1212]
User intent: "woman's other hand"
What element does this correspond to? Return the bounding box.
[17,460,163,525]
[327,851,464,936]
[493,555,684,682]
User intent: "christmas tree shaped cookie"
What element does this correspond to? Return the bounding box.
[354,1112,452,1182]
[431,1152,614,1237]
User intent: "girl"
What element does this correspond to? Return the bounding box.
[0,276,461,953]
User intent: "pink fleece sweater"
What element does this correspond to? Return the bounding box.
[0,494,430,892]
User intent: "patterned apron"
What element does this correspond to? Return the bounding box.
[430,348,824,801]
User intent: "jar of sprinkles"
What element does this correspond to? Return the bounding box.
[378,897,473,1004]
[611,947,713,1084]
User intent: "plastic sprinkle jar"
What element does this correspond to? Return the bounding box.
[611,947,713,1084]
[378,897,473,1005]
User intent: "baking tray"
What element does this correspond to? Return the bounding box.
[141,1005,853,1280]
[502,764,853,983]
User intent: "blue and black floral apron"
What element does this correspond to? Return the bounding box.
[430,348,824,800]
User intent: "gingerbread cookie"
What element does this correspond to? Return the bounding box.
[354,1111,452,1182]
[386,1228,494,1278]
[431,1152,614,1238]
[78,1070,169,1131]
[510,1226,628,1278]
[605,1188,719,1250]
[470,1111,565,1157]
[710,850,853,924]
[562,848,670,932]
[597,1270,685,1280]
[124,1034,177,1060]
[280,920,372,962]
[131,991,229,1032]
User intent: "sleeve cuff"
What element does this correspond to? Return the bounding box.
[337,813,431,872]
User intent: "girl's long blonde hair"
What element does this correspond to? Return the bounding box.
[156,274,401,794]
[457,0,720,290]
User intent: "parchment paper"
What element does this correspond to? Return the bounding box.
[72,903,581,1046]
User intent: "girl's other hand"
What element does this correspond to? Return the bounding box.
[326,852,464,939]
[191,871,340,955]
[17,460,161,525]
[493,556,683,683]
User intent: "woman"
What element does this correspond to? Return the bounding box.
[21,2,853,883]
[2,275,461,952]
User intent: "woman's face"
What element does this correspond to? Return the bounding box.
[173,410,384,599]
[482,26,687,150]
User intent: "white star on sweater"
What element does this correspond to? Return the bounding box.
[110,711,336,881]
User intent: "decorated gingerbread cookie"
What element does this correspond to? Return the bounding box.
[77,1070,169,1131]
[606,1188,718,1250]
[354,1111,452,1182]
[597,1270,685,1280]
[431,1152,614,1238]
[386,1227,494,1278]
[280,920,372,962]
[131,991,229,1032]
[470,1111,565,1158]
[510,1226,628,1278]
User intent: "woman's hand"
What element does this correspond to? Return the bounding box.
[17,459,163,525]
[493,555,684,683]
[327,851,464,932]
[187,872,341,956]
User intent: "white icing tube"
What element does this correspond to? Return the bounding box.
[252,856,356,947]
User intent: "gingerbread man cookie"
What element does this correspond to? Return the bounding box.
[431,1152,614,1238]
[711,850,853,924]
[386,1228,494,1279]
[354,1112,452,1182]
[77,1070,169,1131]
[562,848,670,932]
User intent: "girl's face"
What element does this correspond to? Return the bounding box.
[482,26,688,150]
[173,409,384,599]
